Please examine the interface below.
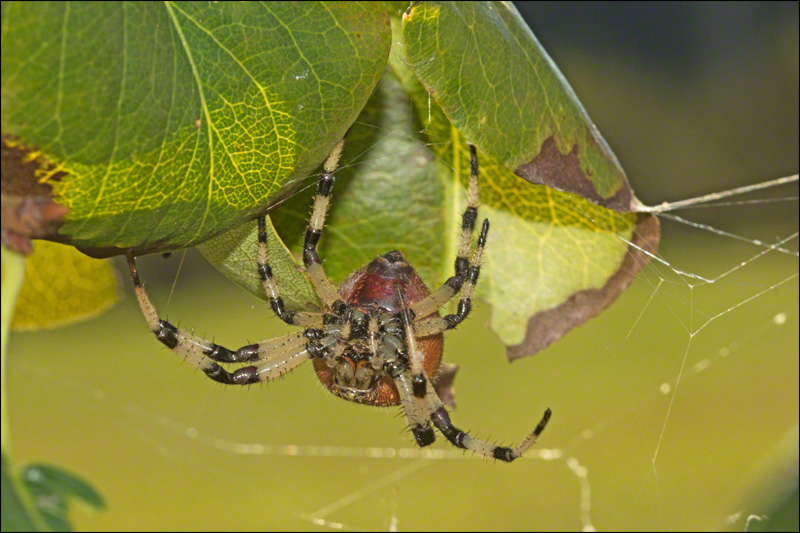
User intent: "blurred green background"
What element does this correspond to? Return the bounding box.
[6,2,798,530]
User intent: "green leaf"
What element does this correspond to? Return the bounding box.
[1,2,391,255]
[1,454,41,532]
[402,2,640,212]
[22,463,105,532]
[12,241,119,331]
[197,215,318,311]
[397,3,658,357]
[204,57,447,303]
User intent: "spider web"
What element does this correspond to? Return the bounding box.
[6,3,798,531]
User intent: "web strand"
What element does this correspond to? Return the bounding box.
[638,175,798,213]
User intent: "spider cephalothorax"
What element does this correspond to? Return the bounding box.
[127,140,551,461]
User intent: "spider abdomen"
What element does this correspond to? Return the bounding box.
[312,251,444,406]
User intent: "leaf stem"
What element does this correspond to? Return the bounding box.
[1,247,51,531]
[1,246,26,457]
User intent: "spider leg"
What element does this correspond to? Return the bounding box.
[388,361,436,447]
[424,380,552,463]
[127,254,313,384]
[409,144,482,318]
[394,272,551,460]
[456,144,482,277]
[302,139,346,308]
[384,298,439,446]
[228,331,308,362]
[395,288,428,399]
[368,307,433,445]
[367,315,383,370]
[413,219,489,335]
[326,321,349,368]
[304,322,345,369]
[257,216,326,327]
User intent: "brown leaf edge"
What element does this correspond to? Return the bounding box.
[514,135,646,213]
[1,136,69,255]
[505,213,661,361]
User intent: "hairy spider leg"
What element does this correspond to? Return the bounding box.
[256,217,326,328]
[392,287,427,397]
[392,368,436,446]
[413,219,489,336]
[399,301,437,445]
[376,318,435,446]
[457,144,482,276]
[425,377,552,462]
[126,254,313,385]
[256,140,346,322]
[367,315,383,370]
[398,291,552,459]
[408,144,482,319]
[405,272,554,462]
[302,139,346,308]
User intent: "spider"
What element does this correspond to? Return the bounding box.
[126,140,551,462]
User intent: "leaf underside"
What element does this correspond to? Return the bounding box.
[403,1,641,212]
[399,2,659,357]
[11,240,120,332]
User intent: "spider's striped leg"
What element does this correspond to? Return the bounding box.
[389,362,436,447]
[382,302,435,446]
[422,379,552,463]
[408,144,482,318]
[304,321,346,370]
[227,331,308,363]
[302,139,346,309]
[371,309,434,445]
[456,144,482,277]
[367,315,383,370]
[220,348,311,385]
[127,254,312,384]
[413,219,489,336]
[396,376,436,446]
[257,217,327,327]
[395,290,428,399]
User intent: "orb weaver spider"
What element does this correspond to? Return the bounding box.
[126,140,551,462]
